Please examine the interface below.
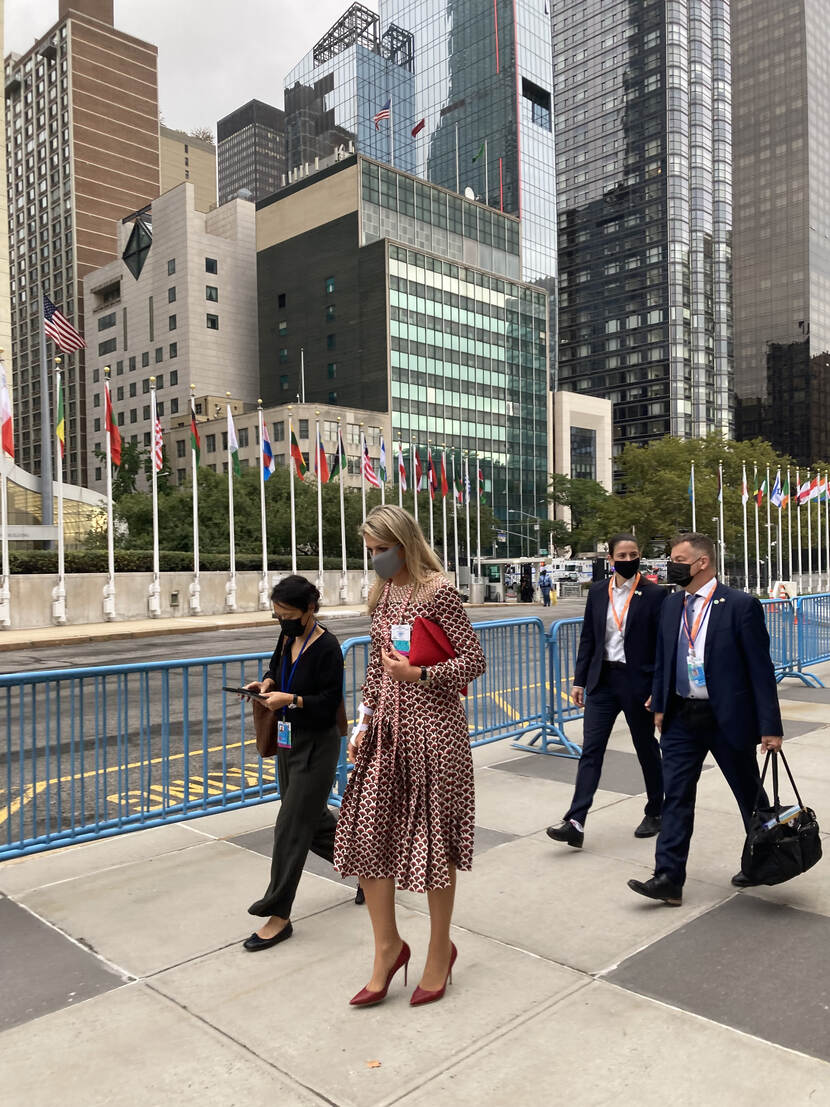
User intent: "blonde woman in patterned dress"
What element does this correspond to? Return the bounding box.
[334,504,486,1008]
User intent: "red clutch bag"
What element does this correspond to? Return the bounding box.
[409,617,466,695]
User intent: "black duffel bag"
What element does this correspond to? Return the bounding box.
[741,749,822,886]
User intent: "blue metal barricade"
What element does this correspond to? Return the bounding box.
[794,594,830,686]
[533,618,583,757]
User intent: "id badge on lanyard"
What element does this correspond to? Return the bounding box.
[391,623,412,655]
[686,653,706,688]
[277,720,292,749]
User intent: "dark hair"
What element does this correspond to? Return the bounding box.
[670,531,716,565]
[270,574,320,612]
[608,532,640,557]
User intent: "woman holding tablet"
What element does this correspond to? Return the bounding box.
[241,575,344,951]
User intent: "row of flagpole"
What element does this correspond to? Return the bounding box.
[690,460,830,595]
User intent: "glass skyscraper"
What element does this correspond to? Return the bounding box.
[553,0,732,451]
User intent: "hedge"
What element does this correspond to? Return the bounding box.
[8,551,367,574]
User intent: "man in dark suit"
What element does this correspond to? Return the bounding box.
[547,533,666,848]
[628,532,783,906]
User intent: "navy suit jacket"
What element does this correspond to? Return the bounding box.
[651,581,783,748]
[574,577,667,699]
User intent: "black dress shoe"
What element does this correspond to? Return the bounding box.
[627,874,683,906]
[634,815,662,839]
[243,920,293,951]
[731,871,761,888]
[354,885,365,905]
[546,821,584,848]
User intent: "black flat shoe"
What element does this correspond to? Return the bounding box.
[546,821,584,848]
[731,871,761,888]
[634,815,662,839]
[627,874,683,906]
[243,920,293,951]
[354,885,365,905]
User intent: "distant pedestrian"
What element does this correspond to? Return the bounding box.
[547,533,666,849]
[520,565,534,603]
[628,532,782,906]
[242,575,345,951]
[335,505,487,1007]
[539,567,553,607]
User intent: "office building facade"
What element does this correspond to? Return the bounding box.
[217,100,286,205]
[553,0,732,450]
[4,0,160,484]
[160,126,217,213]
[732,0,830,464]
[82,183,258,490]
[256,155,551,538]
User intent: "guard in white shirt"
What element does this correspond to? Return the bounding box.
[547,534,667,848]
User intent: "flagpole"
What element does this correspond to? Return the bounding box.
[148,378,161,618]
[299,348,306,403]
[464,454,472,582]
[753,463,761,596]
[765,464,772,594]
[337,419,348,603]
[825,471,829,590]
[388,94,394,168]
[225,394,237,613]
[476,454,482,582]
[690,460,696,530]
[190,386,201,614]
[441,447,449,572]
[410,439,418,523]
[257,401,269,610]
[398,441,403,508]
[380,436,386,505]
[288,409,297,573]
[103,368,116,621]
[807,470,813,591]
[455,123,460,194]
[717,460,725,579]
[360,429,369,601]
[741,462,749,594]
[775,470,783,582]
[796,467,803,593]
[39,292,54,528]
[786,467,793,583]
[451,452,460,585]
[484,138,489,206]
[0,447,9,629]
[816,472,822,593]
[427,445,434,547]
[316,414,324,600]
[49,360,67,625]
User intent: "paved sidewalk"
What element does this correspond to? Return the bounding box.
[2,671,830,1105]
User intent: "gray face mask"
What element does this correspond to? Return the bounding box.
[372,546,406,579]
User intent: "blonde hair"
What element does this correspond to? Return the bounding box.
[361,504,446,611]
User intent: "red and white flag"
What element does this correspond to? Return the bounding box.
[415,448,423,492]
[0,357,13,460]
[397,444,407,492]
[153,417,164,472]
[104,381,121,468]
[362,439,380,488]
[440,453,449,498]
[427,448,436,501]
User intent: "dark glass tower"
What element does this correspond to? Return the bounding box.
[217,100,286,205]
[732,0,830,464]
[553,0,732,452]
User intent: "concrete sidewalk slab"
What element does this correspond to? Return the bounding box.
[400,835,728,975]
[0,982,328,1107]
[181,797,278,839]
[472,766,624,836]
[491,746,688,796]
[395,979,830,1107]
[152,900,585,1107]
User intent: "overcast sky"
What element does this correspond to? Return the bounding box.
[6,0,363,133]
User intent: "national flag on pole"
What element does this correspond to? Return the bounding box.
[226,408,240,476]
[379,436,387,482]
[741,470,749,506]
[455,481,463,505]
[781,474,790,510]
[190,397,201,465]
[104,381,121,468]
[43,293,86,352]
[56,376,65,458]
[362,440,380,488]
[415,448,423,492]
[411,118,425,138]
[373,98,391,129]
[808,475,819,501]
[329,430,346,481]
[0,358,14,460]
[427,449,436,500]
[688,470,694,503]
[153,416,164,472]
[755,474,766,507]
[262,419,275,480]
[473,141,485,163]
[717,467,723,504]
[464,468,471,505]
[397,444,407,492]
[290,430,307,479]
[315,430,330,483]
[771,470,783,509]
[440,454,449,498]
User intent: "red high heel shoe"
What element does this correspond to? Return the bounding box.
[349,941,411,1007]
[409,942,457,1007]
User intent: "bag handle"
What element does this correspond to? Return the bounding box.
[776,748,806,811]
[751,748,805,824]
[751,751,774,820]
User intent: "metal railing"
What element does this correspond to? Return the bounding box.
[795,595,830,683]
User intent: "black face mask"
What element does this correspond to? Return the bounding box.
[279,616,307,638]
[613,558,640,580]
[666,559,699,588]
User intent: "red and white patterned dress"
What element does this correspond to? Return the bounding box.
[334,575,486,893]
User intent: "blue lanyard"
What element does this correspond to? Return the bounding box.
[280,622,317,714]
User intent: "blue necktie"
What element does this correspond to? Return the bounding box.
[675,594,697,698]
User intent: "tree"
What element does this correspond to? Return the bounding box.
[190,127,215,145]
[547,474,610,554]
[92,439,144,499]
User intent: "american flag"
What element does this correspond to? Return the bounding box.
[43,293,86,352]
[373,98,391,129]
[362,439,380,488]
[153,417,164,472]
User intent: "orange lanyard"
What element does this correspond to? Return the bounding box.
[608,573,640,633]
[682,588,715,649]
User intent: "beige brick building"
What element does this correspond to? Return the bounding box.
[160,126,216,214]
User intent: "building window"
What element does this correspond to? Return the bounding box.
[116,387,124,401]
[141,351,149,367]
[97,311,116,331]
[522,78,552,131]
[326,333,336,350]
[167,258,176,275]
[205,257,217,274]
[130,409,137,423]
[169,314,176,330]
[169,343,178,358]
[326,304,336,322]
[273,421,285,441]
[206,434,216,453]
[116,360,124,375]
[278,320,287,335]
[155,347,164,363]
[205,285,218,302]
[238,427,249,448]
[170,398,179,414]
[278,292,286,308]
[157,401,164,416]
[93,417,101,432]
[143,405,151,420]
[98,337,116,356]
[570,426,596,481]
[156,375,164,390]
[129,356,136,372]
[206,314,219,329]
[129,382,136,398]
[170,370,178,385]
[327,362,337,379]
[168,286,176,303]
[176,439,186,458]
[279,347,288,363]
[325,276,335,294]
[280,373,288,390]
[142,378,150,393]
[299,419,309,439]
[328,391,337,404]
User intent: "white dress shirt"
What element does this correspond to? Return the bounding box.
[678,576,718,699]
[604,574,637,662]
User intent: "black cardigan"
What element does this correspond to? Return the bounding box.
[266,627,344,729]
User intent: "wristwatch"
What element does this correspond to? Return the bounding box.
[288,694,299,709]
[418,666,429,684]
